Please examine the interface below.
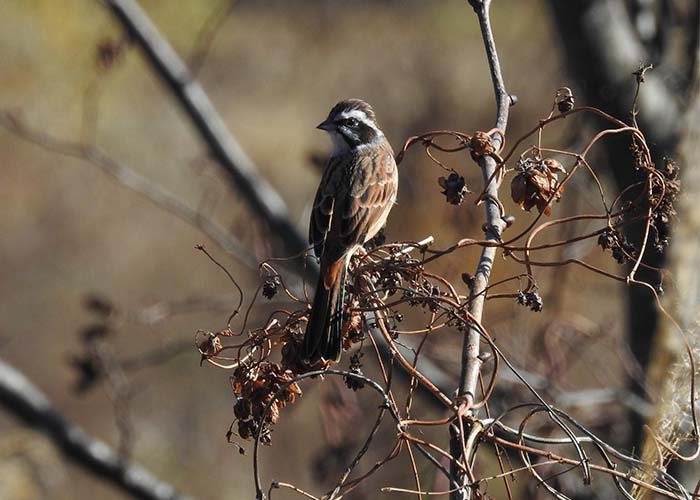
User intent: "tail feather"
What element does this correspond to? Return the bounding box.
[302,265,346,362]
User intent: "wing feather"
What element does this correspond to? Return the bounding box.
[309,147,397,264]
[309,156,343,257]
[340,151,397,248]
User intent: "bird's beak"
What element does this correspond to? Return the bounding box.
[316,119,334,131]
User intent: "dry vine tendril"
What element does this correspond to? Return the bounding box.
[194,78,690,500]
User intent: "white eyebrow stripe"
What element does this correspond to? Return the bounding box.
[338,109,369,122]
[337,109,382,134]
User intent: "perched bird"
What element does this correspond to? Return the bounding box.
[302,99,399,362]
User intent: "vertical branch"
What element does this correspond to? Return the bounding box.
[451,1,510,499]
[459,0,510,406]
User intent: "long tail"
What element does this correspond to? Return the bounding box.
[302,264,346,362]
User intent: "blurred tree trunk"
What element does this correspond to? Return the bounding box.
[548,0,699,481]
[642,79,700,492]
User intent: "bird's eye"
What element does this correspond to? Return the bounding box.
[345,118,359,128]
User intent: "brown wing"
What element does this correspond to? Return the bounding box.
[309,144,397,265]
[339,148,397,250]
[309,155,343,258]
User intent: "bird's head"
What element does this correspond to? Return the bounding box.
[317,98,384,154]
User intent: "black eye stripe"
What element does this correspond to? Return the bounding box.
[335,117,360,128]
[337,120,378,147]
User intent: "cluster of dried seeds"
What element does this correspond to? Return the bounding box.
[511,157,565,216]
[438,172,469,205]
[231,362,302,445]
[649,158,680,252]
[516,290,543,312]
[597,227,637,264]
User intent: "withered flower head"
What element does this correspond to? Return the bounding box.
[555,87,575,113]
[516,291,543,312]
[438,172,469,205]
[230,361,302,445]
[649,158,680,252]
[598,227,636,264]
[196,331,223,363]
[262,276,280,300]
[469,131,496,159]
[510,157,565,216]
[344,353,365,391]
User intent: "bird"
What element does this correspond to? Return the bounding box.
[301,98,399,363]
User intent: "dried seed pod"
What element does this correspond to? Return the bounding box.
[598,228,636,264]
[227,361,304,444]
[344,354,366,391]
[234,399,251,420]
[543,158,566,174]
[510,175,528,208]
[516,291,543,312]
[469,131,496,159]
[262,276,280,299]
[510,157,565,216]
[555,87,575,113]
[438,172,469,205]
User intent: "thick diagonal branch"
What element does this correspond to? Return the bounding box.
[0,358,193,500]
[104,0,308,259]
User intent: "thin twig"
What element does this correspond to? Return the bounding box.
[0,112,257,268]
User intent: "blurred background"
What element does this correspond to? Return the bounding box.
[1,1,696,499]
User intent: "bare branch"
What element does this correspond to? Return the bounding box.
[459,0,511,407]
[451,1,511,498]
[0,112,257,268]
[0,357,193,500]
[103,0,309,261]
